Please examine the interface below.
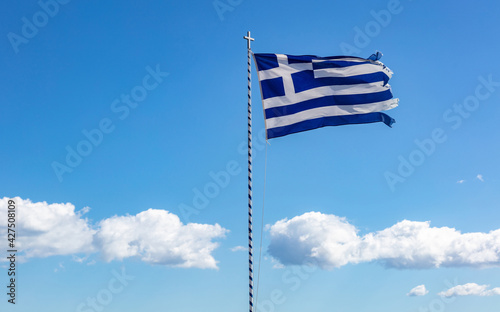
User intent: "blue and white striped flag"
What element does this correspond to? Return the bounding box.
[253,53,398,139]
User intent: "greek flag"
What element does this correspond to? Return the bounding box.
[253,52,398,139]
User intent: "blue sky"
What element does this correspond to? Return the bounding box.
[1,0,500,311]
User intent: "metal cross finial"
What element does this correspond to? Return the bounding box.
[244,31,255,50]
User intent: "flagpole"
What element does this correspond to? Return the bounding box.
[243,30,255,312]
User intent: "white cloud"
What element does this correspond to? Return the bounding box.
[0,197,227,269]
[96,209,227,269]
[488,288,500,296]
[457,180,465,184]
[230,246,246,252]
[268,212,500,269]
[268,212,359,268]
[477,174,484,182]
[438,283,500,297]
[407,285,429,296]
[271,258,285,269]
[0,197,96,258]
[54,262,65,273]
[72,255,88,263]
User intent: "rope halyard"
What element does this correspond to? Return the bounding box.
[255,140,268,309]
[243,31,255,312]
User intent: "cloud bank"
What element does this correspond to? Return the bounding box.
[438,283,500,297]
[96,209,226,269]
[0,197,227,269]
[268,212,500,269]
[0,197,96,258]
